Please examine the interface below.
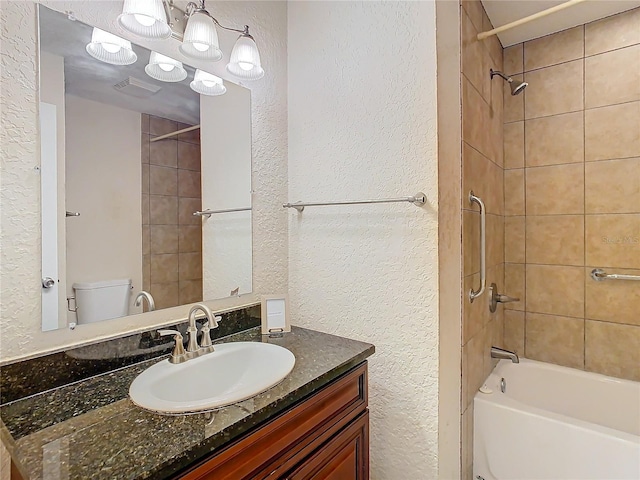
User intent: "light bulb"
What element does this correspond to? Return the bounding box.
[101,43,122,54]
[192,42,210,52]
[134,14,156,27]
[238,62,253,71]
[159,63,175,72]
[202,79,216,87]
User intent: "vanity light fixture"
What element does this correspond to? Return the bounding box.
[86,28,137,65]
[190,69,226,96]
[145,52,187,82]
[118,0,172,39]
[118,0,265,80]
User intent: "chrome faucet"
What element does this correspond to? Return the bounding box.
[187,303,221,358]
[134,291,155,312]
[491,346,519,363]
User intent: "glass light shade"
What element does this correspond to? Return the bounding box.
[118,0,171,39]
[179,12,222,61]
[145,52,187,82]
[190,69,226,96]
[226,35,264,80]
[86,28,137,65]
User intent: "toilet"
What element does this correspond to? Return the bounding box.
[72,279,132,324]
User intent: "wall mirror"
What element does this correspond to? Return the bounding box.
[38,6,253,332]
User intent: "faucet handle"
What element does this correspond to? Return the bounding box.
[157,330,187,364]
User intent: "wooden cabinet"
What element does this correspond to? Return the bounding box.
[178,362,369,480]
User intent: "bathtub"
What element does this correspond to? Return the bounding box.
[474,358,640,480]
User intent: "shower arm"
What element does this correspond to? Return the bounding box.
[490,69,512,83]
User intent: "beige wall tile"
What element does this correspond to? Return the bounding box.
[504,121,524,169]
[483,9,503,69]
[486,208,504,265]
[462,9,490,100]
[585,320,640,381]
[462,328,485,410]
[504,44,523,75]
[179,279,203,305]
[177,123,200,144]
[461,0,484,31]
[150,282,179,310]
[505,169,525,216]
[504,263,525,311]
[178,197,202,225]
[142,225,149,256]
[142,255,150,292]
[585,158,640,214]
[179,252,203,281]
[525,112,584,167]
[485,315,504,375]
[463,273,488,343]
[526,265,584,318]
[525,60,584,119]
[141,114,150,135]
[141,164,149,195]
[463,210,480,276]
[585,102,640,161]
[177,141,201,172]
[141,134,149,164]
[505,216,525,263]
[461,404,474,477]
[149,195,178,225]
[526,312,585,369]
[526,215,584,266]
[178,169,201,198]
[526,163,584,215]
[150,165,178,196]
[150,225,178,254]
[150,116,178,136]
[150,139,177,168]
[463,143,503,215]
[586,214,640,269]
[504,75,524,123]
[179,225,202,253]
[463,78,492,159]
[142,194,149,225]
[150,254,179,284]
[489,72,505,166]
[524,26,584,71]
[585,7,640,57]
[586,267,640,326]
[504,310,525,354]
[585,45,640,109]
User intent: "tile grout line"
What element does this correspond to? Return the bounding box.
[582,27,588,370]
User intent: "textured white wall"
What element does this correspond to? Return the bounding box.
[0,1,287,362]
[287,2,439,478]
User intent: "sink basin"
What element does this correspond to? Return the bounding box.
[129,341,295,414]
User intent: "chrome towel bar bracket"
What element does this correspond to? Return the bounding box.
[283,192,427,213]
[469,191,486,303]
[591,268,640,282]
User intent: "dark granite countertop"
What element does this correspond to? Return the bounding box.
[0,326,374,480]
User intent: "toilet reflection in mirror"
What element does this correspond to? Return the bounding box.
[38,6,253,331]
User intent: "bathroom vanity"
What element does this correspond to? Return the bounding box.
[0,312,374,480]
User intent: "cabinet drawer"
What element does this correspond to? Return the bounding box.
[179,362,368,480]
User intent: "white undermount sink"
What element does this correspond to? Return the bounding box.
[129,342,296,414]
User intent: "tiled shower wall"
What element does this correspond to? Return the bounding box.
[460,1,505,478]
[502,8,640,382]
[141,115,203,311]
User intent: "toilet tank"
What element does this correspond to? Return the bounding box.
[72,279,132,324]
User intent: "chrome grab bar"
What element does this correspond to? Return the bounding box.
[282,192,427,212]
[591,268,640,282]
[469,191,486,303]
[194,207,252,218]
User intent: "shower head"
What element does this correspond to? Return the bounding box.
[490,68,528,96]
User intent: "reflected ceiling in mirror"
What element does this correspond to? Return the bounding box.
[38,6,252,332]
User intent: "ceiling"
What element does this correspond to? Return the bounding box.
[481,0,640,47]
